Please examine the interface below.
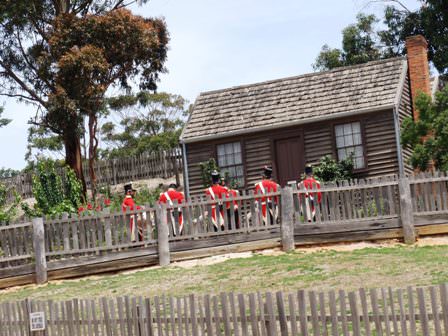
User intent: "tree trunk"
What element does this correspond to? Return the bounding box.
[64,131,87,198]
[88,114,99,200]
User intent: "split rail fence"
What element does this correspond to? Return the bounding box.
[2,284,448,335]
[2,147,182,200]
[1,172,448,289]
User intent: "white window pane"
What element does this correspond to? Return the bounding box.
[353,133,362,145]
[236,165,244,177]
[233,142,241,153]
[346,147,355,158]
[344,135,353,146]
[226,143,234,155]
[335,125,343,136]
[227,154,234,165]
[336,136,344,148]
[338,149,346,160]
[234,152,242,164]
[230,166,237,177]
[217,145,225,156]
[352,122,361,133]
[344,124,352,135]
[356,157,365,169]
[218,154,226,166]
[355,146,363,157]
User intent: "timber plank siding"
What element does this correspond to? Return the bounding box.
[186,109,402,196]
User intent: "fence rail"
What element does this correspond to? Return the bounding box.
[2,171,448,289]
[2,147,183,200]
[2,284,448,335]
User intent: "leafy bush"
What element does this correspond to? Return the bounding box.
[313,155,354,182]
[0,183,21,224]
[199,158,220,188]
[23,159,83,216]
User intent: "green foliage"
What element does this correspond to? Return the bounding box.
[313,155,354,182]
[401,87,448,171]
[0,1,168,189]
[314,1,448,74]
[101,92,188,158]
[0,183,21,224]
[26,159,83,216]
[379,1,448,75]
[313,13,382,71]
[199,159,220,188]
[0,168,20,179]
[0,107,10,128]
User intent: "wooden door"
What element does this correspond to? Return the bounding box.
[274,136,305,187]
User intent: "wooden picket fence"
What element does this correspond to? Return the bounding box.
[2,147,182,200]
[2,171,448,288]
[2,284,448,335]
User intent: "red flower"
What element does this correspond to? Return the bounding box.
[96,205,101,211]
[87,203,93,210]
[104,198,111,206]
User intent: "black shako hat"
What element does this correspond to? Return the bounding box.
[211,170,220,184]
[124,183,134,193]
[305,164,313,175]
[168,183,178,189]
[263,166,273,179]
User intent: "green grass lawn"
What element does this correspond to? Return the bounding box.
[2,244,448,302]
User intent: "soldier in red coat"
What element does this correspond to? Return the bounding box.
[159,183,185,235]
[122,183,144,241]
[220,177,240,229]
[297,165,322,222]
[205,171,228,231]
[254,166,279,225]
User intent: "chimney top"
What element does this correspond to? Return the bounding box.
[406,35,428,48]
[406,34,430,120]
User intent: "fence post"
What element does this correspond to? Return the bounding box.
[280,186,295,252]
[103,208,112,247]
[156,204,170,266]
[32,217,47,284]
[398,177,416,244]
[62,212,70,251]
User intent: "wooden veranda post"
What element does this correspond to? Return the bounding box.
[32,217,47,284]
[280,186,295,252]
[398,177,416,244]
[156,204,170,266]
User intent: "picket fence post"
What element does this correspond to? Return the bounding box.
[280,186,295,252]
[398,177,416,244]
[32,217,47,284]
[156,204,170,266]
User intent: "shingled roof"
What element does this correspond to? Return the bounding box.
[181,57,407,143]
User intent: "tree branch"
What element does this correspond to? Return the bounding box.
[0,61,47,108]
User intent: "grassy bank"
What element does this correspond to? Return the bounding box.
[1,243,448,302]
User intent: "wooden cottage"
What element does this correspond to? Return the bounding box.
[180,35,436,196]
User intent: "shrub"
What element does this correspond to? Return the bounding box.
[313,155,354,182]
[199,158,220,188]
[0,183,21,224]
[23,159,83,216]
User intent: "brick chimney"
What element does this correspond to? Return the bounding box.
[406,35,431,120]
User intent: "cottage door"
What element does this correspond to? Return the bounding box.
[274,136,305,187]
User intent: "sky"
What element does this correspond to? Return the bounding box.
[0,0,422,170]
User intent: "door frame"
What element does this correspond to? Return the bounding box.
[271,128,305,185]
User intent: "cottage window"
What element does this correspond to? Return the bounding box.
[335,122,365,169]
[217,142,244,187]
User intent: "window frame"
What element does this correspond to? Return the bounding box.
[332,119,368,173]
[215,140,246,188]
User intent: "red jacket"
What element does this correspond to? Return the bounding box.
[122,195,142,212]
[159,188,185,206]
[299,177,322,203]
[254,180,279,203]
